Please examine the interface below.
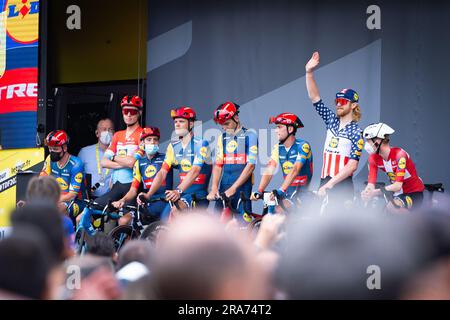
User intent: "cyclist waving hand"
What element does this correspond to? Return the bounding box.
[305,52,364,208]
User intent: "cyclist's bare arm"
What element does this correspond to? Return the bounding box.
[60,191,77,203]
[101,158,123,170]
[209,165,223,196]
[177,165,201,192]
[305,52,322,103]
[113,156,136,169]
[280,162,303,191]
[121,187,138,203]
[372,181,403,196]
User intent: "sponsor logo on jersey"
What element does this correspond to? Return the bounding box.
[250,145,258,154]
[145,165,157,178]
[398,157,406,169]
[56,177,68,191]
[199,146,208,158]
[226,140,238,153]
[329,137,339,148]
[282,161,294,175]
[357,139,364,150]
[180,159,192,172]
[302,143,310,154]
[74,172,83,184]
[387,172,396,182]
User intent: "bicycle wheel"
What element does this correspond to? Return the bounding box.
[75,229,88,255]
[140,221,167,243]
[109,225,138,252]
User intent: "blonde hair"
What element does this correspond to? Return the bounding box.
[352,104,361,122]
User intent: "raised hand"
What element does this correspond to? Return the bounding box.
[305,51,320,73]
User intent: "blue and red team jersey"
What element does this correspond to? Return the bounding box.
[368,147,424,195]
[313,100,363,178]
[215,127,258,189]
[132,152,173,197]
[268,138,313,197]
[161,136,212,197]
[40,154,88,200]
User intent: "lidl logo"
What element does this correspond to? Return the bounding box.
[7,0,39,43]
[329,137,339,148]
[72,203,79,216]
[56,177,68,190]
[357,139,364,150]
[387,172,396,182]
[226,140,238,153]
[301,143,310,154]
[74,172,83,183]
[398,157,406,169]
[145,165,157,178]
[282,161,293,175]
[199,146,208,158]
[180,159,192,172]
[0,6,5,79]
[118,149,127,157]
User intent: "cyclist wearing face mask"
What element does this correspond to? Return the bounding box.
[77,118,115,197]
[361,123,425,210]
[40,130,88,221]
[112,127,173,225]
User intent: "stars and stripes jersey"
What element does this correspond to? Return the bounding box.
[40,155,88,199]
[104,127,143,184]
[215,127,258,187]
[161,136,212,196]
[313,100,363,179]
[131,152,174,197]
[368,147,424,195]
[268,138,313,196]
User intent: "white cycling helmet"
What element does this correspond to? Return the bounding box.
[363,123,395,140]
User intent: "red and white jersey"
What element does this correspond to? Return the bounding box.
[368,147,424,195]
[314,100,363,179]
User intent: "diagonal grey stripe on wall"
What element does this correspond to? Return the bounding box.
[147,21,192,72]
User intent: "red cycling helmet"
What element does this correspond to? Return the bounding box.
[170,106,197,121]
[120,95,143,109]
[214,102,240,125]
[140,126,161,140]
[269,113,304,129]
[45,130,69,147]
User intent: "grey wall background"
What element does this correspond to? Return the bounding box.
[146,0,450,208]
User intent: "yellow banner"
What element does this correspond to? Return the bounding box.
[0,148,44,229]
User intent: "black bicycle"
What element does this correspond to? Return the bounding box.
[108,196,167,252]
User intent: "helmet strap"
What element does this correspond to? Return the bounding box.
[279,125,294,145]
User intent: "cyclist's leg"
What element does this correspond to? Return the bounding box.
[94,182,131,207]
[68,198,86,226]
[146,200,167,220]
[322,177,354,213]
[394,192,424,212]
[231,184,252,223]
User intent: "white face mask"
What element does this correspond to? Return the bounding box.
[145,144,159,156]
[364,141,376,154]
[99,131,113,145]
